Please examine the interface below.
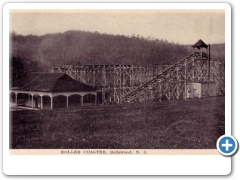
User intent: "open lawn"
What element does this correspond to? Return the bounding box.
[10,97,225,149]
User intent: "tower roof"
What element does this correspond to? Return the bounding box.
[191,39,208,49]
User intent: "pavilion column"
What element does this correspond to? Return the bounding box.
[16,93,18,106]
[81,96,83,106]
[66,96,69,108]
[40,96,43,109]
[32,95,34,109]
[51,96,53,109]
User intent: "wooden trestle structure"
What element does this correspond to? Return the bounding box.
[50,52,224,104]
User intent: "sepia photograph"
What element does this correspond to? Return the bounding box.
[9,9,225,151]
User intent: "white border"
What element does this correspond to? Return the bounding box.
[2,3,231,175]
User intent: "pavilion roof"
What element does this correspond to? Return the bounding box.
[11,72,96,92]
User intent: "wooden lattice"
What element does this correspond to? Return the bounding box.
[50,52,224,104]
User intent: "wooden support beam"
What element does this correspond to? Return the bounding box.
[102,89,105,104]
[159,84,162,101]
[176,68,180,99]
[184,61,187,99]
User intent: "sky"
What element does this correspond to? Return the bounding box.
[10,10,225,45]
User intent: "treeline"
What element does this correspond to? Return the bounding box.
[9,30,225,83]
[10,30,190,68]
[184,43,225,61]
[10,57,46,84]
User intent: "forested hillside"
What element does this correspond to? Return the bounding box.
[10,30,190,66]
[9,30,225,83]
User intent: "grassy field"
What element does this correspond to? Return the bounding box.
[10,97,225,149]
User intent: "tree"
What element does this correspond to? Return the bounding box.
[10,57,28,84]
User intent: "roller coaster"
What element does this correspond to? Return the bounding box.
[50,40,225,104]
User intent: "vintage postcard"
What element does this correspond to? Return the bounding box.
[3,2,232,175]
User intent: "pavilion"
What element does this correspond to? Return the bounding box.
[10,72,97,109]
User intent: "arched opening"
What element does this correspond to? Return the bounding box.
[68,94,81,108]
[83,94,96,106]
[53,95,67,108]
[42,95,51,109]
[17,93,32,107]
[33,94,41,109]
